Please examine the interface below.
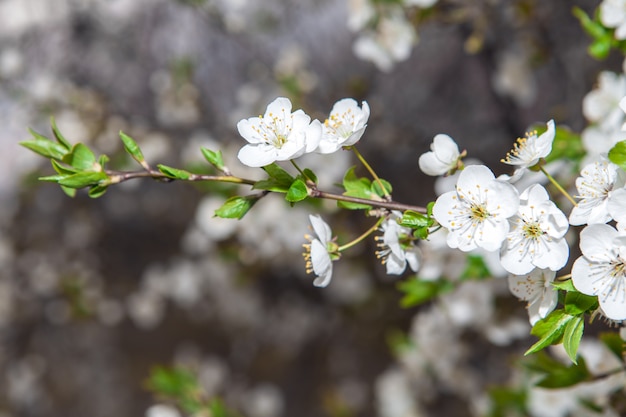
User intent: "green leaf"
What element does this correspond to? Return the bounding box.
[158,164,192,180]
[525,310,573,356]
[535,357,590,388]
[146,366,198,401]
[563,316,584,364]
[39,174,67,182]
[599,332,626,360]
[20,134,68,160]
[564,291,598,315]
[252,179,290,193]
[551,279,576,292]
[63,143,98,171]
[51,159,78,176]
[339,166,374,210]
[50,117,71,150]
[371,178,392,197]
[609,140,626,171]
[285,179,309,202]
[119,131,145,163]
[545,126,585,165]
[214,196,257,219]
[88,185,108,198]
[397,278,453,308]
[262,163,295,185]
[200,147,225,170]
[487,386,527,417]
[572,6,607,39]
[303,168,317,184]
[589,36,612,59]
[58,171,108,188]
[399,210,432,229]
[460,255,492,280]
[60,186,77,198]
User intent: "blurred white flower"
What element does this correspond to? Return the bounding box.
[145,404,181,417]
[376,213,420,275]
[317,98,370,154]
[501,120,555,172]
[508,269,558,325]
[237,97,321,167]
[303,215,338,287]
[500,184,569,275]
[569,159,626,226]
[572,224,626,320]
[600,0,626,40]
[583,71,626,130]
[432,165,519,252]
[404,0,438,7]
[347,0,375,32]
[418,133,462,176]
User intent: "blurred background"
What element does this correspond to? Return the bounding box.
[0,0,620,416]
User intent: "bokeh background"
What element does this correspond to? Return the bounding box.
[0,0,620,416]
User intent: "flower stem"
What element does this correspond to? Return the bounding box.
[338,217,385,252]
[290,160,314,182]
[540,166,577,207]
[351,146,390,198]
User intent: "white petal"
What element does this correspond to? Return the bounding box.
[265,97,293,119]
[310,239,332,287]
[418,151,451,176]
[385,252,407,275]
[304,119,323,153]
[309,214,332,243]
[608,187,626,224]
[432,134,460,163]
[237,144,277,167]
[532,238,569,271]
[237,118,264,144]
[579,224,618,261]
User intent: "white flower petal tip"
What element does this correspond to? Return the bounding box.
[303,215,338,287]
[317,98,370,154]
[236,97,319,167]
[418,133,462,176]
[572,224,626,321]
[500,184,569,275]
[508,269,558,325]
[376,212,421,275]
[501,120,555,170]
[432,165,520,252]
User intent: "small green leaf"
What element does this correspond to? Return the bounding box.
[61,186,77,198]
[397,278,453,308]
[303,168,317,184]
[39,174,67,182]
[551,279,576,292]
[563,316,584,364]
[461,255,492,280]
[51,159,78,176]
[572,6,607,39]
[599,332,626,360]
[58,171,108,188]
[286,179,309,202]
[88,185,108,198]
[200,147,225,170]
[252,179,290,193]
[63,143,98,171]
[525,310,573,356]
[214,196,257,219]
[487,386,527,417]
[262,163,295,184]
[50,117,71,150]
[339,166,375,210]
[564,291,598,315]
[20,134,68,160]
[119,131,145,163]
[371,178,392,197]
[535,357,590,388]
[589,36,612,59]
[399,210,432,229]
[545,126,585,165]
[158,164,192,180]
[609,140,626,171]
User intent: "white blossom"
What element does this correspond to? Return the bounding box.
[569,159,626,226]
[302,215,338,287]
[317,98,370,154]
[432,165,520,252]
[571,224,626,321]
[237,97,321,167]
[404,0,438,7]
[376,212,420,275]
[500,184,569,275]
[508,269,558,325]
[501,119,555,171]
[418,134,462,176]
[583,71,626,131]
[600,0,626,40]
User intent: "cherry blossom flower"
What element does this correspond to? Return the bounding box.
[608,187,626,230]
[500,184,569,275]
[375,212,420,275]
[302,215,339,287]
[317,98,370,154]
[600,0,626,40]
[501,120,555,172]
[571,224,626,321]
[237,97,321,167]
[569,159,626,226]
[508,269,558,325]
[582,71,626,131]
[432,165,520,252]
[418,134,463,176]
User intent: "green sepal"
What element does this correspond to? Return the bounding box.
[285,179,309,202]
[525,310,573,356]
[63,143,98,171]
[119,131,145,163]
[200,147,225,171]
[564,291,598,315]
[563,315,584,364]
[214,195,257,219]
[50,117,71,150]
[58,171,108,189]
[397,278,453,308]
[608,140,626,171]
[20,130,68,160]
[551,279,576,292]
[88,185,108,198]
[413,227,430,240]
[158,164,192,180]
